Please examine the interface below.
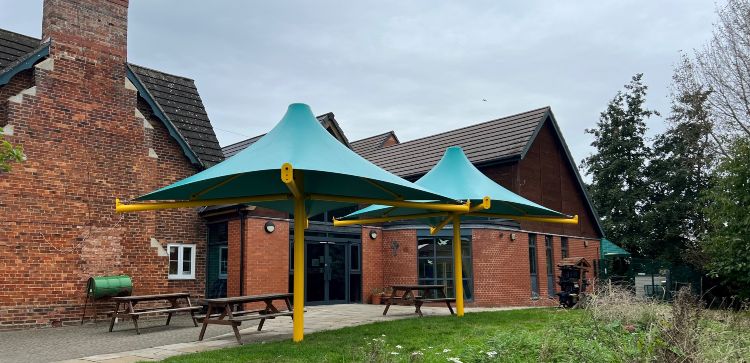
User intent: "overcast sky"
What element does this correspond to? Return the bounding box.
[1,1,719,169]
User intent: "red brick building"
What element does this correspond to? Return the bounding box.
[0,1,603,329]
[216,107,603,307]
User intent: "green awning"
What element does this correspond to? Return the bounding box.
[119,103,467,343]
[133,103,458,216]
[340,146,574,226]
[601,238,630,257]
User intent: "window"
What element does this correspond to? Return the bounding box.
[168,244,196,280]
[417,234,473,300]
[545,235,555,297]
[561,237,569,258]
[218,246,228,279]
[529,234,539,298]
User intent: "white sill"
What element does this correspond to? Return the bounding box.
[168,275,196,280]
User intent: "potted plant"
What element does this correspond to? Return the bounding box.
[370,288,384,304]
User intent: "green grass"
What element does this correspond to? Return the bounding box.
[162,308,632,362]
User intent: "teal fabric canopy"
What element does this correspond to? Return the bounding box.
[343,146,571,224]
[601,238,630,257]
[135,103,457,216]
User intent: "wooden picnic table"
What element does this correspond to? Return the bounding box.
[197,293,293,344]
[383,284,455,317]
[108,292,200,334]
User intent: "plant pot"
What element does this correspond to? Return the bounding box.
[371,294,382,305]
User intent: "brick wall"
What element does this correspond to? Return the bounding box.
[361,227,383,302]
[380,229,417,287]
[0,0,206,329]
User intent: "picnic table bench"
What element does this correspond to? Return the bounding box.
[383,284,455,317]
[197,293,293,344]
[108,292,200,334]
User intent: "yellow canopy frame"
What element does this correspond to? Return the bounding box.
[114,163,470,342]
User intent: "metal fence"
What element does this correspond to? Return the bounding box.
[598,257,703,301]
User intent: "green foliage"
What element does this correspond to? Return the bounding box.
[161,306,749,362]
[641,86,715,262]
[703,137,750,297]
[581,74,659,255]
[0,127,24,172]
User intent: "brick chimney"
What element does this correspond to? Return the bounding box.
[42,0,129,61]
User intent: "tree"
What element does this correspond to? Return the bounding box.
[702,137,750,297]
[689,0,750,138]
[642,82,715,262]
[581,74,659,255]
[0,127,24,172]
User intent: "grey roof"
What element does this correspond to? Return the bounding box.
[221,113,346,158]
[222,134,264,158]
[0,29,38,69]
[0,28,224,168]
[128,64,223,166]
[350,131,398,156]
[365,107,550,177]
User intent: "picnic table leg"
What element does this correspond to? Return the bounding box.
[198,304,213,341]
[284,297,293,320]
[382,289,397,315]
[187,296,198,327]
[129,302,140,335]
[442,289,455,315]
[231,323,243,345]
[225,305,243,345]
[415,300,424,317]
[108,302,120,332]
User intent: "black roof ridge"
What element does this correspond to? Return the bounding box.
[350,130,395,144]
[379,106,550,149]
[127,63,196,82]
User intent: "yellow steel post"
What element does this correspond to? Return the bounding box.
[293,196,305,342]
[452,216,464,317]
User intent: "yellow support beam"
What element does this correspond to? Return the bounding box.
[310,194,470,213]
[468,212,579,224]
[469,196,491,212]
[452,216,464,317]
[115,194,291,213]
[429,215,454,235]
[292,196,306,342]
[333,212,450,227]
[281,163,302,199]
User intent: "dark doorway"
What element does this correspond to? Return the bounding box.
[290,230,362,305]
[206,222,228,299]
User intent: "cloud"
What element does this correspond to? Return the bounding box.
[1,0,718,169]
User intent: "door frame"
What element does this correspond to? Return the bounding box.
[302,234,361,305]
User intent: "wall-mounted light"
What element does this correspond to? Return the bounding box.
[584,240,589,247]
[264,221,276,233]
[510,233,517,241]
[369,230,378,240]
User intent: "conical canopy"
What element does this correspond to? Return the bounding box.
[342,146,572,223]
[134,103,457,216]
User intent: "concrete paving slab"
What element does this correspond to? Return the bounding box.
[0,304,526,363]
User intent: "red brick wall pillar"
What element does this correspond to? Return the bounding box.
[361,227,383,303]
[243,218,290,297]
[381,230,417,287]
[472,229,533,306]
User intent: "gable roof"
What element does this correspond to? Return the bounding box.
[0,29,38,70]
[221,113,348,158]
[350,131,399,156]
[0,29,223,168]
[127,64,223,167]
[365,107,549,177]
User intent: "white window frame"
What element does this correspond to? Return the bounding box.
[168,243,196,280]
[218,246,228,279]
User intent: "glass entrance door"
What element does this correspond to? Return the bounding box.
[305,241,353,304]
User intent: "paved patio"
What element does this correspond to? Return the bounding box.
[0,304,521,363]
